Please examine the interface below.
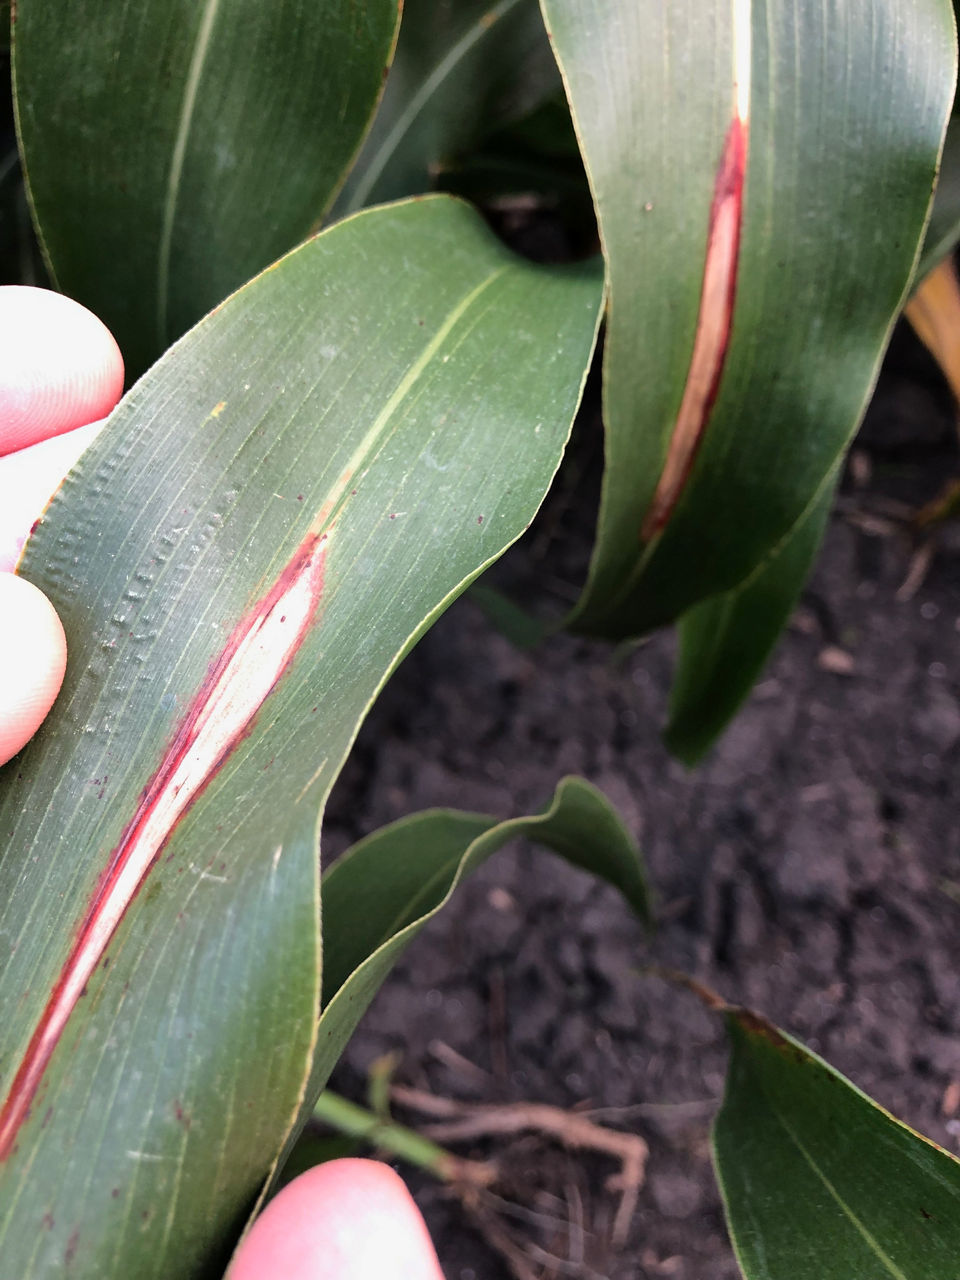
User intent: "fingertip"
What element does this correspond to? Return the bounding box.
[229,1159,445,1280]
[0,574,67,767]
[0,286,123,455]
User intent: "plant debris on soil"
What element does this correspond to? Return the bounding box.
[323,318,960,1280]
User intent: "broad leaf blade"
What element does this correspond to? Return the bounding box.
[665,467,838,764]
[249,774,650,1231]
[715,1008,960,1280]
[332,0,559,217]
[13,0,399,375]
[541,0,955,638]
[0,196,603,1278]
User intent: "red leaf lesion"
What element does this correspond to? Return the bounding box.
[641,1,751,541]
[0,529,330,1160]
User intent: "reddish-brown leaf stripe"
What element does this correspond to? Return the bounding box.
[0,530,329,1159]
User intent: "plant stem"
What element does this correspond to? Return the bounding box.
[312,1090,494,1186]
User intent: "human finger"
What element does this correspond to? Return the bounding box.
[228,1159,445,1280]
[0,573,67,766]
[0,285,123,456]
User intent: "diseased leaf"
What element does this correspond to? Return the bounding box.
[715,1007,960,1280]
[539,0,955,639]
[13,0,400,375]
[0,196,603,1279]
[332,0,559,217]
[665,467,838,764]
[248,776,650,1233]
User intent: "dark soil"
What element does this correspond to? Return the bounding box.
[322,320,960,1280]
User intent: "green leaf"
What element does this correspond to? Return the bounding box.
[0,196,602,1278]
[468,581,547,648]
[917,115,960,282]
[540,0,956,639]
[321,774,651,1005]
[332,0,560,217]
[914,1,960,280]
[12,0,400,376]
[665,466,838,764]
[250,776,650,1227]
[715,1007,960,1280]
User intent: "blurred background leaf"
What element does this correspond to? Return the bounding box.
[332,0,561,218]
[12,0,400,377]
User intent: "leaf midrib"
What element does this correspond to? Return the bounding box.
[343,0,525,211]
[156,0,223,348]
[761,1086,909,1280]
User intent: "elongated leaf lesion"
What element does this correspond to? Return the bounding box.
[0,529,329,1161]
[641,0,751,541]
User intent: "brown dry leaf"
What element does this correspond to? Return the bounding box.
[905,256,960,412]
